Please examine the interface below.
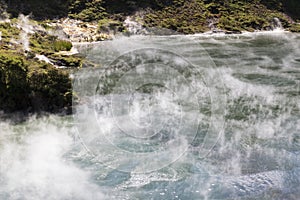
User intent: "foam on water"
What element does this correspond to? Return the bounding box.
[1,32,300,199]
[75,32,298,199]
[72,33,300,199]
[0,117,105,200]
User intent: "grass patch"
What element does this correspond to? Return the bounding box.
[53,40,72,52]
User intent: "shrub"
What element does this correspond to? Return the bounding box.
[53,40,73,52]
[68,0,107,21]
[289,23,300,32]
[0,50,73,113]
[0,52,29,112]
[98,19,124,33]
[28,64,72,113]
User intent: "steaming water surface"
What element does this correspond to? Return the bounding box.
[1,32,300,200]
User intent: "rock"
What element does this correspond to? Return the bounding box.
[48,18,112,43]
[123,16,146,35]
[0,51,73,113]
[225,30,242,34]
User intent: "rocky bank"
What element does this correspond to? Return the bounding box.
[1,0,300,115]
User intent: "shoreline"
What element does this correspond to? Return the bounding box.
[1,16,299,117]
[71,28,296,46]
[1,29,299,118]
[1,0,299,117]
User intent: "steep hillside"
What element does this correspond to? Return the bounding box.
[2,0,300,33]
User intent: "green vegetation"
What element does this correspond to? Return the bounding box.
[143,0,293,33]
[27,62,72,113]
[29,32,71,53]
[0,17,81,113]
[98,19,125,33]
[29,33,82,68]
[0,52,29,112]
[144,1,209,34]
[30,34,61,54]
[0,22,20,45]
[2,0,300,33]
[53,40,73,52]
[47,54,82,68]
[68,0,107,22]
[0,51,72,113]
[288,23,300,33]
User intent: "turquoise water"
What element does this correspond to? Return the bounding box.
[1,32,300,199]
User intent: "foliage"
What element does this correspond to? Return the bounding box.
[2,0,299,23]
[30,33,72,53]
[0,51,29,112]
[103,0,175,15]
[288,23,300,32]
[27,63,72,113]
[0,18,79,113]
[144,1,209,34]
[143,0,293,33]
[0,50,72,113]
[29,33,81,68]
[0,22,20,44]
[98,18,125,33]
[47,54,82,68]
[53,40,72,52]
[30,33,57,54]
[68,0,107,22]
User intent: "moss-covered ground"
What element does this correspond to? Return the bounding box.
[0,21,81,113]
[143,0,295,34]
